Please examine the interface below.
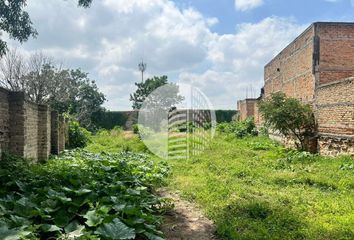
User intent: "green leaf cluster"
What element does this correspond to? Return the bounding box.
[217,118,257,138]
[0,150,170,239]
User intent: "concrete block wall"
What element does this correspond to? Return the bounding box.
[0,87,66,161]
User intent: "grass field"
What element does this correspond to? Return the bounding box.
[88,130,354,240]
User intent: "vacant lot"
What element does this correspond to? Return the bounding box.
[89,130,354,240]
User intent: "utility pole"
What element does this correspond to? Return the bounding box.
[138,59,147,83]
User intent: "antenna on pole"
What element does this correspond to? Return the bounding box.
[138,59,147,83]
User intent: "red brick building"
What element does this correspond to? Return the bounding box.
[259,22,354,155]
[237,99,257,121]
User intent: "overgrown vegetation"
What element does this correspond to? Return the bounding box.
[67,120,91,149]
[259,92,316,151]
[217,118,257,138]
[86,129,354,240]
[0,149,169,239]
[165,134,354,240]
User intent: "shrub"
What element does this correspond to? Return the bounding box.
[217,118,257,138]
[132,124,154,138]
[67,120,91,149]
[258,92,316,151]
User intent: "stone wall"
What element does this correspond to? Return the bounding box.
[0,87,66,161]
[315,77,354,156]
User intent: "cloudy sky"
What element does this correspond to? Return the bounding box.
[7,0,354,110]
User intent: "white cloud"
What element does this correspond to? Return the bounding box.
[8,0,306,110]
[235,0,264,11]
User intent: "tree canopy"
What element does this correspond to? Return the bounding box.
[0,0,93,56]
[130,75,171,110]
[0,49,105,130]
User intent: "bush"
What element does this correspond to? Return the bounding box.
[67,120,91,149]
[217,118,257,138]
[258,92,316,151]
[132,124,154,138]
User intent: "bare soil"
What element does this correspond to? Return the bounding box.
[159,189,218,240]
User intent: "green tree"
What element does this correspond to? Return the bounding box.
[0,0,93,56]
[46,68,106,130]
[258,92,316,151]
[130,75,170,109]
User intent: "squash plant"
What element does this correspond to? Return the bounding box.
[0,150,169,239]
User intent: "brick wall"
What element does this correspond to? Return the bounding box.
[8,92,26,157]
[0,88,9,156]
[316,23,354,85]
[264,24,315,102]
[262,22,354,156]
[58,115,66,153]
[237,99,257,121]
[38,105,51,161]
[315,77,354,155]
[23,102,39,159]
[0,87,66,161]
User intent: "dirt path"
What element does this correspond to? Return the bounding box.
[159,189,218,240]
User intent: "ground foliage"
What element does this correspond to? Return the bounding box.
[87,129,354,240]
[166,134,354,240]
[217,118,257,138]
[0,149,170,239]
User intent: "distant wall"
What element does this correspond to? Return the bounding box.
[0,87,66,161]
[215,110,237,123]
[92,111,137,130]
[237,99,257,121]
[92,109,236,130]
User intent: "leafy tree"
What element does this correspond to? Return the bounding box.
[258,92,316,151]
[0,0,93,56]
[0,49,105,129]
[130,75,181,110]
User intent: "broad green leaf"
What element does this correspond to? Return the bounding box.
[83,210,103,227]
[95,218,135,240]
[64,221,85,239]
[53,209,75,227]
[75,188,92,195]
[144,232,165,240]
[41,224,61,232]
[0,225,31,240]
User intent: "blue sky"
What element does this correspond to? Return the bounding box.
[5,0,354,110]
[174,0,354,34]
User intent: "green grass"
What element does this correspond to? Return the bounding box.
[166,134,354,240]
[88,131,354,240]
